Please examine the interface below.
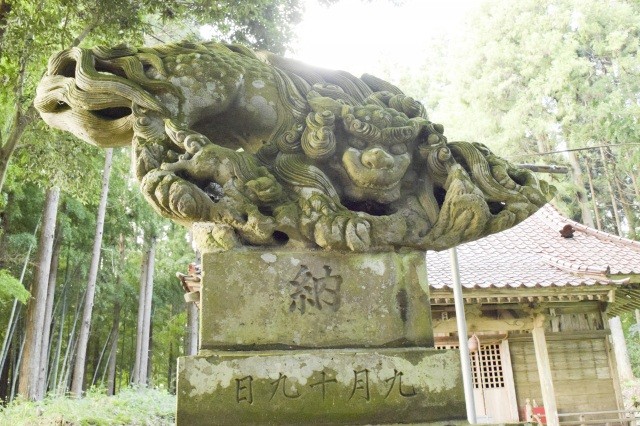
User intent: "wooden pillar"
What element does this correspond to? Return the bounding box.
[605,334,624,411]
[532,315,559,426]
[186,302,199,356]
[609,316,634,381]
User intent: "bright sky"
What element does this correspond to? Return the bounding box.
[289,0,474,77]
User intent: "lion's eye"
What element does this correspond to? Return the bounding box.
[349,138,366,150]
[390,144,407,155]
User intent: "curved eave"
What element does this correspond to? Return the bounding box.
[429,281,617,306]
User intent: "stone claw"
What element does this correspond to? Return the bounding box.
[313,213,371,251]
[345,218,371,251]
[141,170,216,224]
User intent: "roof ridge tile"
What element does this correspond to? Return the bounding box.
[539,253,610,276]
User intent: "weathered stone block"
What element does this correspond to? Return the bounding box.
[177,348,466,425]
[200,250,433,349]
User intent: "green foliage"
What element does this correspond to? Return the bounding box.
[433,0,640,147]
[195,0,303,54]
[10,128,106,204]
[0,386,175,424]
[5,231,37,256]
[0,268,29,304]
[622,312,640,377]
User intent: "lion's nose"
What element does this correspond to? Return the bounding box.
[361,148,394,169]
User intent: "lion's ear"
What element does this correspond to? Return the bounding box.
[307,91,344,116]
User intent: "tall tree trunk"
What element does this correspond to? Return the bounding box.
[107,234,125,395]
[36,226,63,399]
[139,237,156,387]
[17,186,60,400]
[584,158,602,231]
[600,147,623,236]
[147,318,153,385]
[132,251,149,385]
[565,151,595,227]
[120,314,128,391]
[631,172,640,201]
[49,274,68,393]
[167,341,174,392]
[105,302,121,395]
[609,155,637,240]
[71,148,113,397]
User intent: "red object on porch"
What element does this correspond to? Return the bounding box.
[532,406,547,424]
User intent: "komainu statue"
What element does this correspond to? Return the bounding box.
[35,41,554,251]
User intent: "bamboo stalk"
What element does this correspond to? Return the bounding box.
[0,221,40,373]
[585,157,602,231]
[132,250,148,385]
[600,147,623,236]
[56,286,86,395]
[71,148,113,397]
[9,337,26,401]
[91,329,113,387]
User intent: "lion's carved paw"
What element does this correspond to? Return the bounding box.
[313,213,371,251]
[141,170,215,223]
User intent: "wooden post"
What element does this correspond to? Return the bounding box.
[186,303,199,356]
[531,314,559,426]
[609,316,634,381]
[604,335,624,412]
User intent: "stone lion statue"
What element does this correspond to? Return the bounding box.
[35,41,553,251]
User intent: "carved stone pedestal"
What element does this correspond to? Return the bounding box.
[177,348,465,425]
[176,249,466,425]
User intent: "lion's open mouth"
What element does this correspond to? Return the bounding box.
[91,106,133,120]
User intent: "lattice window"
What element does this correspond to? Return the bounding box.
[436,343,506,389]
[472,344,505,389]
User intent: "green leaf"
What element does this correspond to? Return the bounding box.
[0,269,30,304]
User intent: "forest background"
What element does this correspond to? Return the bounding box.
[0,0,639,421]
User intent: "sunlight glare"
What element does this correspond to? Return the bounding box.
[290,0,472,76]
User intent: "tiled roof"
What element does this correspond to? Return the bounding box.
[426,204,640,290]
